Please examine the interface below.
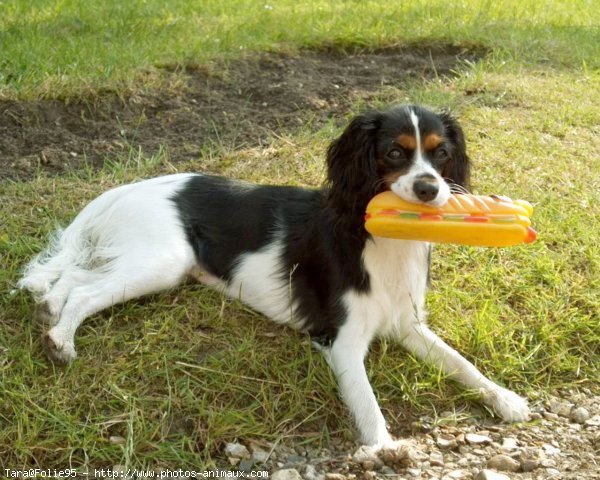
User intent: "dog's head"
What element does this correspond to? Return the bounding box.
[326,105,470,212]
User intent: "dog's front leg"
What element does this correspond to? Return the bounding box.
[398,320,530,422]
[320,310,397,448]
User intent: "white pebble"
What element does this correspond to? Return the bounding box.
[272,469,303,480]
[225,442,250,459]
[466,433,492,445]
[475,470,510,480]
[570,406,590,424]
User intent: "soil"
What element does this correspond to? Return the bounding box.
[0,44,483,180]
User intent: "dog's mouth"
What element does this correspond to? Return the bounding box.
[388,181,451,208]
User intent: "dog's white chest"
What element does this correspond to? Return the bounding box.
[361,237,430,336]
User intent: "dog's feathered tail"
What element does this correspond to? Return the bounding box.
[17,183,135,298]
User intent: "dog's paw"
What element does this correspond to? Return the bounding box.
[372,437,409,451]
[372,438,415,467]
[18,276,51,297]
[483,386,530,423]
[34,302,59,327]
[43,329,77,364]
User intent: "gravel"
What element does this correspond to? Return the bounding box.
[224,442,250,460]
[222,393,600,479]
[570,406,591,424]
[487,455,521,472]
[272,469,304,480]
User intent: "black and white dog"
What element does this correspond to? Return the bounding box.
[19,105,530,448]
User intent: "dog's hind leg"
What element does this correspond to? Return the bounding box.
[18,233,77,298]
[36,268,99,327]
[44,248,195,364]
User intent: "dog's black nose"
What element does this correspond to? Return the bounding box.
[413,178,439,202]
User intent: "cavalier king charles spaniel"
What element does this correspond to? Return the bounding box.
[20,105,530,448]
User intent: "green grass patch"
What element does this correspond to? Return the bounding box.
[1,0,599,99]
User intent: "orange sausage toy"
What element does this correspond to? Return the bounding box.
[365,191,537,247]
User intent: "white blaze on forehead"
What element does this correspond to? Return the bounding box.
[390,107,451,207]
[408,108,422,161]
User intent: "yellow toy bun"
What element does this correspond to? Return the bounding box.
[365,192,536,247]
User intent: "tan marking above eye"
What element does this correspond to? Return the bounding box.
[396,134,417,150]
[424,133,443,151]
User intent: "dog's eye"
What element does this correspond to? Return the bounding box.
[387,149,404,160]
[435,148,449,164]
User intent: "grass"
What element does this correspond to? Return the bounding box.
[1,0,599,99]
[1,0,600,472]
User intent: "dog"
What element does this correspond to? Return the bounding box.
[19,105,530,448]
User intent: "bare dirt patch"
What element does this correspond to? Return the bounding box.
[0,44,483,179]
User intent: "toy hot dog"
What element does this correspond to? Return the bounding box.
[365,191,536,247]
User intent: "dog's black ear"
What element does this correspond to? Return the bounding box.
[326,111,381,211]
[439,111,470,190]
